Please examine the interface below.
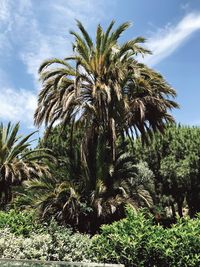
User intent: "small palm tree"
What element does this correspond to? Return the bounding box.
[20,139,154,233]
[0,122,52,206]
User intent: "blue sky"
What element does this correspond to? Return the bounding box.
[0,0,200,137]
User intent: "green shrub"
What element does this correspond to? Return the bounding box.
[91,207,200,267]
[0,228,51,260]
[0,221,92,262]
[44,220,92,262]
[1,208,200,266]
[0,210,92,262]
[0,209,40,236]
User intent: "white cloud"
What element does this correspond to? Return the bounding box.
[181,2,190,11]
[0,0,13,54]
[0,0,10,21]
[1,0,109,82]
[141,13,200,66]
[0,87,37,127]
[20,0,108,81]
[0,68,9,87]
[0,0,55,82]
[0,0,112,127]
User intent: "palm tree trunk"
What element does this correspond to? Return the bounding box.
[177,199,183,217]
[86,127,98,190]
[171,203,176,219]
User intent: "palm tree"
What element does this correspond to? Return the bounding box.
[34,20,178,167]
[20,138,154,233]
[32,21,178,230]
[0,122,53,206]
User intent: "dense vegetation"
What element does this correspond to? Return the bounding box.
[0,210,92,262]
[92,207,200,267]
[0,123,52,207]
[134,125,200,220]
[32,20,178,232]
[1,21,200,266]
[0,208,199,266]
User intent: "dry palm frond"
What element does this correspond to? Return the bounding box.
[34,21,178,151]
[0,122,54,205]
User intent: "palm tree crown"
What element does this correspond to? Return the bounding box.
[0,122,52,205]
[35,20,178,146]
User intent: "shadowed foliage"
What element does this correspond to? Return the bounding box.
[0,122,53,207]
[16,126,154,233]
[134,124,200,219]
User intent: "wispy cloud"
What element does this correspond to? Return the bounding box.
[142,13,200,66]
[0,0,112,127]
[181,2,190,11]
[0,0,10,21]
[1,0,110,82]
[0,87,37,127]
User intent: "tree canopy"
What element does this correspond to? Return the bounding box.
[134,125,200,218]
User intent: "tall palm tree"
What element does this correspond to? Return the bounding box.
[0,122,53,206]
[34,20,178,167]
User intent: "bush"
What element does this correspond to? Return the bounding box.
[0,221,92,262]
[91,207,200,267]
[0,228,51,260]
[0,209,40,236]
[44,220,92,262]
[1,208,200,266]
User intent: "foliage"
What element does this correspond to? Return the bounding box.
[0,122,53,206]
[20,20,178,232]
[0,210,91,261]
[35,20,178,146]
[43,220,92,262]
[0,208,200,266]
[0,22,183,249]
[18,137,154,233]
[134,125,200,218]
[0,222,91,262]
[0,209,39,236]
[0,228,52,261]
[91,207,200,267]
